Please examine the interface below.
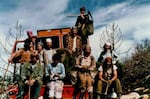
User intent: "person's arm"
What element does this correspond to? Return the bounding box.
[89,56,96,71]
[75,16,80,26]
[110,70,117,83]
[75,55,82,68]
[99,71,107,83]
[56,63,66,79]
[36,63,44,80]
[8,49,23,63]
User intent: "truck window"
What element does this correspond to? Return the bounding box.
[16,42,24,51]
[37,36,59,49]
[63,34,68,48]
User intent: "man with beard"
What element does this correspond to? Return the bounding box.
[76,45,96,99]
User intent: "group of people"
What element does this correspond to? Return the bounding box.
[8,6,122,99]
[8,31,65,99]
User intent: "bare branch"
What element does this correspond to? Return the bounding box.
[98,22,127,56]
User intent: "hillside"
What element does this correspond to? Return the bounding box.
[121,39,150,94]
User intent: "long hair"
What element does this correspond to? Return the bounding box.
[102,57,113,73]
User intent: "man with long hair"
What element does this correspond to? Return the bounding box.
[96,57,122,99]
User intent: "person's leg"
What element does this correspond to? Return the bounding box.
[78,72,86,89]
[115,79,122,93]
[55,80,64,99]
[115,79,122,98]
[96,80,103,99]
[72,83,80,99]
[79,91,85,99]
[17,81,25,99]
[87,74,94,99]
[31,81,42,99]
[47,81,55,99]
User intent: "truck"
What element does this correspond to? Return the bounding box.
[8,27,89,99]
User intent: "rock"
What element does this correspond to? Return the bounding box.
[143,89,149,93]
[134,87,145,91]
[138,94,149,99]
[120,92,140,99]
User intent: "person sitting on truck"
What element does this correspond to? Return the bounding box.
[44,38,56,66]
[46,53,66,99]
[96,57,122,99]
[37,42,46,66]
[8,40,37,63]
[76,44,96,99]
[18,54,44,99]
[42,38,57,88]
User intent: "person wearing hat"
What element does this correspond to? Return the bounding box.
[44,38,56,66]
[75,6,93,46]
[97,42,118,66]
[96,57,122,99]
[24,30,37,50]
[24,31,33,48]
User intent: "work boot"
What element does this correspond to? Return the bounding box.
[117,93,122,99]
[88,92,93,99]
[79,92,85,99]
[96,94,101,99]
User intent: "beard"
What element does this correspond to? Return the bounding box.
[84,52,91,57]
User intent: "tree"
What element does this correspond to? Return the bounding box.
[0,20,24,91]
[99,23,123,51]
[122,39,150,94]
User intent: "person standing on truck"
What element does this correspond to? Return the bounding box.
[46,53,66,99]
[75,6,94,46]
[24,31,37,50]
[65,26,82,59]
[96,57,122,99]
[76,45,96,99]
[64,26,82,99]
[44,38,56,66]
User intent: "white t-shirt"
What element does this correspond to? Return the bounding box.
[98,65,117,71]
[45,49,56,64]
[98,65,117,78]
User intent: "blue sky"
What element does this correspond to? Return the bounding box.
[0,0,150,62]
